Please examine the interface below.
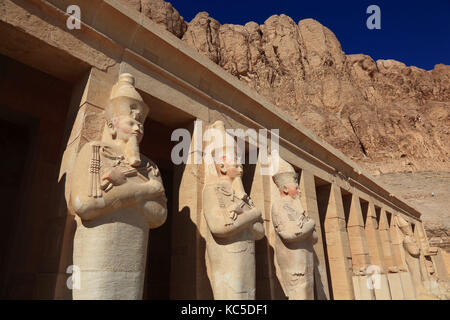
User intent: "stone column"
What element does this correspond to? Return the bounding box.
[379,209,404,300]
[364,201,391,299]
[299,171,330,300]
[321,183,354,300]
[170,120,211,299]
[346,194,374,300]
[251,153,280,299]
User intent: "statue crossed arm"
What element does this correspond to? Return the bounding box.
[272,201,315,243]
[69,142,165,221]
[203,183,264,239]
[403,235,420,257]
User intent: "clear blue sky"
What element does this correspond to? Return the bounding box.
[169,0,450,70]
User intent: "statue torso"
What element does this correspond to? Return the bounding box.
[69,141,167,227]
[204,180,257,299]
[271,197,315,298]
[272,197,314,243]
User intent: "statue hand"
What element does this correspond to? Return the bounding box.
[102,167,127,188]
[227,202,244,217]
[251,218,265,240]
[227,206,240,221]
[312,229,319,244]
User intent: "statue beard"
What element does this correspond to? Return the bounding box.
[290,192,300,200]
[124,135,141,167]
[232,176,247,200]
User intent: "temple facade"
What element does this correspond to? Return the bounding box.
[0,0,448,299]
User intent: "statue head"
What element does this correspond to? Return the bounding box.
[214,155,243,180]
[103,73,149,166]
[272,156,299,198]
[209,121,243,181]
[396,215,413,236]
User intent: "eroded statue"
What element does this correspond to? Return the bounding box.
[271,156,317,299]
[67,73,167,299]
[396,216,436,300]
[202,121,265,299]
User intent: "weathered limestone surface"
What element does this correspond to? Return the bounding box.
[346,194,375,300]
[180,12,450,175]
[364,202,391,300]
[387,273,405,300]
[378,209,405,299]
[396,216,438,299]
[118,0,187,38]
[319,184,354,299]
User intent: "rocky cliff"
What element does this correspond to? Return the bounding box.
[119,0,450,245]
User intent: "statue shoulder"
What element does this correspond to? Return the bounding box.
[203,182,220,197]
[272,198,300,216]
[205,182,233,197]
[203,182,232,210]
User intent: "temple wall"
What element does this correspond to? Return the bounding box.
[0,55,72,298]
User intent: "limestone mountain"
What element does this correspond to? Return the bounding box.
[118,0,450,248]
[181,12,450,175]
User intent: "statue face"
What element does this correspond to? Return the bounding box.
[281,183,299,197]
[217,159,243,179]
[225,162,243,179]
[112,115,144,144]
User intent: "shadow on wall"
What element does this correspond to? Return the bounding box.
[315,183,334,300]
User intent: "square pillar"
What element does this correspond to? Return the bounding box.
[251,153,284,299]
[300,170,330,300]
[379,209,405,299]
[364,201,391,300]
[320,183,354,300]
[379,209,396,270]
[346,194,375,300]
[169,120,211,299]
